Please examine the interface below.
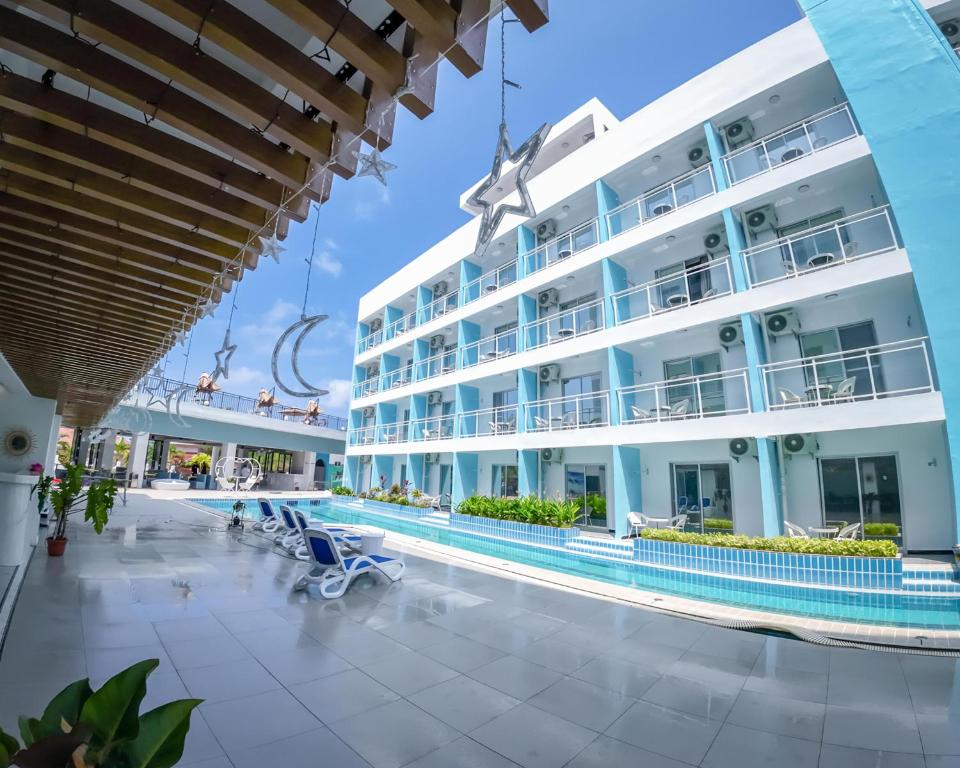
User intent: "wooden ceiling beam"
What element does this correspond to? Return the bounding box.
[139,0,395,150]
[0,173,248,263]
[0,71,299,216]
[385,0,488,77]
[0,194,229,277]
[0,317,164,356]
[0,6,312,188]
[505,0,548,31]
[0,290,173,336]
[0,113,272,230]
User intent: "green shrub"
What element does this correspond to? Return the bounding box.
[703,517,734,530]
[332,486,354,496]
[640,528,898,557]
[863,522,901,536]
[455,495,580,528]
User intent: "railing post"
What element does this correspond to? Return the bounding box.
[866,350,878,400]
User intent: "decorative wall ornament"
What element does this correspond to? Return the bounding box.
[3,427,36,458]
[211,329,237,382]
[198,297,217,319]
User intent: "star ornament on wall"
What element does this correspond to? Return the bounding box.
[259,232,286,264]
[211,329,237,382]
[353,148,397,186]
[468,121,551,258]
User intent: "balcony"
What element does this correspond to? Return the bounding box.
[353,377,380,400]
[722,104,858,185]
[611,258,733,325]
[460,328,519,369]
[605,165,716,238]
[742,207,898,288]
[460,259,519,307]
[385,311,418,342]
[419,290,459,324]
[379,367,413,392]
[459,405,518,437]
[349,425,376,446]
[414,348,457,382]
[760,337,934,410]
[618,369,751,423]
[525,298,605,351]
[524,391,610,432]
[522,219,600,277]
[410,414,455,441]
[357,327,384,355]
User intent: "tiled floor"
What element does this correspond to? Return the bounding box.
[1,494,959,767]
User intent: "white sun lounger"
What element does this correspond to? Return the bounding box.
[254,497,282,534]
[293,528,405,598]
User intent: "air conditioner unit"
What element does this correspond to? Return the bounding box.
[432,281,448,297]
[722,116,755,148]
[765,309,799,336]
[718,321,743,347]
[424,453,440,464]
[429,334,446,350]
[536,219,558,242]
[539,364,560,383]
[687,141,711,168]
[728,437,757,461]
[538,288,559,308]
[940,18,959,41]
[745,205,778,235]
[361,406,375,418]
[783,433,818,457]
[703,228,728,254]
[360,455,371,464]
[541,448,563,464]
[427,391,443,405]
[369,317,383,332]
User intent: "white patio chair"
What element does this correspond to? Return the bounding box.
[842,241,859,259]
[293,528,405,597]
[533,416,550,431]
[833,377,857,403]
[561,411,579,429]
[783,521,809,538]
[668,399,690,418]
[668,513,687,531]
[835,522,861,540]
[630,405,653,422]
[627,512,647,537]
[778,388,804,408]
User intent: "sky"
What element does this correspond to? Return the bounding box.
[165,0,802,416]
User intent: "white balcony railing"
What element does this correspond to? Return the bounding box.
[760,337,934,410]
[375,423,406,444]
[618,370,751,423]
[723,104,858,185]
[357,328,384,354]
[349,425,376,446]
[419,291,459,323]
[410,414,455,441]
[522,219,600,276]
[524,298,605,351]
[742,207,898,288]
[459,405,518,438]
[378,367,412,392]
[353,378,380,400]
[460,328,518,369]
[460,260,519,306]
[385,311,417,341]
[611,258,733,325]
[605,165,716,238]
[415,348,457,381]
[524,391,610,432]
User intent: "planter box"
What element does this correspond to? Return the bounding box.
[319,496,435,519]
[635,538,902,590]
[449,512,579,547]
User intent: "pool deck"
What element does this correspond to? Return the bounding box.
[2,492,960,767]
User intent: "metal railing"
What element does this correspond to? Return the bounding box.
[524,298,605,351]
[605,165,716,238]
[460,260,519,306]
[356,327,384,354]
[353,377,380,400]
[522,219,600,276]
[618,370,751,423]
[410,414,455,441]
[378,367,412,392]
[130,374,348,430]
[375,423,406,444]
[524,391,610,432]
[349,425,376,446]
[760,337,934,410]
[385,311,417,341]
[460,328,519,368]
[415,348,457,381]
[742,207,898,288]
[611,258,733,325]
[459,405,519,438]
[419,291,459,323]
[723,103,858,185]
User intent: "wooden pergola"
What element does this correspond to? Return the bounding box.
[0,0,547,426]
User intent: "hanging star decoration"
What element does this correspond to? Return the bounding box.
[172,328,188,347]
[259,232,286,264]
[211,329,237,382]
[198,297,217,320]
[467,121,550,258]
[353,148,396,186]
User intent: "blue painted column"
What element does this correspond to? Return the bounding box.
[518,451,539,497]
[607,346,635,426]
[412,338,429,382]
[458,319,480,368]
[384,305,403,341]
[355,320,370,355]
[595,179,620,242]
[344,455,360,493]
[407,453,425,493]
[351,363,366,400]
[517,367,538,433]
[453,452,479,509]
[373,402,397,489]
[612,446,642,537]
[601,258,628,330]
[415,285,432,325]
[800,0,960,542]
[455,383,479,437]
[380,353,399,392]
[460,260,482,304]
[517,294,537,352]
[409,393,427,441]
[706,119,783,536]
[516,224,536,279]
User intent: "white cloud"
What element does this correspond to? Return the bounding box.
[312,249,342,277]
[352,182,392,220]
[223,365,267,387]
[321,378,352,411]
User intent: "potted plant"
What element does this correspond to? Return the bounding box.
[48,463,117,556]
[0,658,200,767]
[30,472,54,528]
[186,453,212,490]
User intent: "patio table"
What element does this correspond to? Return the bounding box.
[644,516,672,529]
[809,526,840,538]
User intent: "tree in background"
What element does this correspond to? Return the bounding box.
[113,437,130,468]
[186,452,212,475]
[168,447,187,472]
[56,439,71,467]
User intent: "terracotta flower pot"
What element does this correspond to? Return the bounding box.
[46,536,67,556]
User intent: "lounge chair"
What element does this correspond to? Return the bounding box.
[835,522,861,540]
[668,399,690,419]
[533,416,550,431]
[627,511,647,537]
[784,521,809,538]
[254,498,282,534]
[293,528,405,597]
[778,388,804,408]
[630,405,653,422]
[291,508,361,560]
[275,505,304,551]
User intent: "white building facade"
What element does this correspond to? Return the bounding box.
[345,3,960,552]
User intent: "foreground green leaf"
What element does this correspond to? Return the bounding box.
[107,699,202,768]
[10,726,90,768]
[40,679,93,736]
[80,659,158,757]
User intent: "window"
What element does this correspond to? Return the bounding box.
[245,448,294,474]
[561,372,605,426]
[655,254,718,306]
[663,352,725,415]
[494,321,518,355]
[671,463,733,533]
[819,455,901,542]
[492,389,518,431]
[776,209,846,266]
[799,321,883,398]
[492,465,519,497]
[565,464,607,528]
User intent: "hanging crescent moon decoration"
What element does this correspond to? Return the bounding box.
[271,313,330,398]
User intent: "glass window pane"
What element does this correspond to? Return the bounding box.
[820,458,861,530]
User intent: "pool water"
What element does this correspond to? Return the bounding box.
[191,497,960,630]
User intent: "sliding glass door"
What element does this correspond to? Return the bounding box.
[663,352,725,415]
[819,455,902,542]
[799,321,884,398]
[565,464,607,529]
[670,463,734,532]
[492,465,519,497]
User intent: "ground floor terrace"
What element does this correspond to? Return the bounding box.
[3,493,960,767]
[347,421,955,552]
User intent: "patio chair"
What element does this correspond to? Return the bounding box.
[276,504,303,551]
[784,521,809,538]
[668,513,687,531]
[833,377,857,403]
[668,399,690,419]
[630,405,653,422]
[239,472,261,492]
[842,241,859,259]
[778,388,804,408]
[561,411,579,429]
[533,416,550,430]
[254,498,282,534]
[627,511,647,537]
[293,528,405,597]
[835,522,861,540]
[419,494,441,510]
[291,509,361,560]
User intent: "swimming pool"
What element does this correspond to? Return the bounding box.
[190,496,960,629]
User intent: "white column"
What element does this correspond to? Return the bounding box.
[43,414,62,474]
[300,451,316,490]
[99,430,118,470]
[128,434,149,488]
